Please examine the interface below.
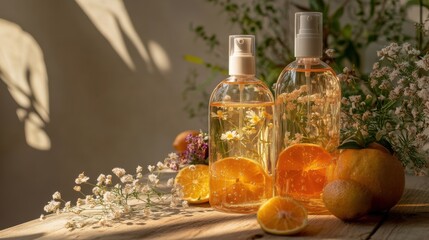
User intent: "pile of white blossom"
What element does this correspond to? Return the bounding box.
[339,42,429,175]
[42,162,187,230]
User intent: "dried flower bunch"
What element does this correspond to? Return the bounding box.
[339,43,429,175]
[42,132,209,229]
[42,163,188,230]
[164,131,208,171]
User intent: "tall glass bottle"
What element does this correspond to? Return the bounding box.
[209,35,274,213]
[274,12,341,214]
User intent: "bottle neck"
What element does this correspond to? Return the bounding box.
[296,57,320,63]
[296,57,321,69]
[227,74,257,82]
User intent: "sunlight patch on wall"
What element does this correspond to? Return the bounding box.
[76,0,171,73]
[148,40,171,72]
[0,19,51,150]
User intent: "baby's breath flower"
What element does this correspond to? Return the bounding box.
[112,168,126,178]
[64,201,71,210]
[65,221,76,230]
[168,152,179,159]
[141,184,150,194]
[42,131,211,229]
[92,186,102,195]
[156,161,164,169]
[147,165,155,173]
[76,198,84,207]
[325,48,335,58]
[123,184,134,195]
[39,214,45,221]
[167,178,174,187]
[341,43,429,174]
[96,174,106,185]
[52,191,61,200]
[148,174,159,185]
[103,191,115,203]
[120,174,134,183]
[105,175,112,185]
[85,195,95,206]
[44,200,61,213]
[75,172,89,184]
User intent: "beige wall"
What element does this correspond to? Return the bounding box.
[0,0,233,229]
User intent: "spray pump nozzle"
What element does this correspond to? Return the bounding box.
[294,12,323,58]
[229,35,255,75]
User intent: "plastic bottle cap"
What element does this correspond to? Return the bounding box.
[295,12,323,58]
[229,35,256,75]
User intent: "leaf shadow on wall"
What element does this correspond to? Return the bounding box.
[0,19,50,150]
[75,0,171,73]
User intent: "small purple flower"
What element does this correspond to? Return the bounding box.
[180,132,209,166]
[164,132,209,171]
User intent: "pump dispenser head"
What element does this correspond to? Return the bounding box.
[295,12,323,58]
[229,35,256,75]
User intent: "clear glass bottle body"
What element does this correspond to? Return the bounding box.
[274,58,341,214]
[209,75,274,213]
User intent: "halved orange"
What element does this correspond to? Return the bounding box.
[257,196,308,235]
[210,157,272,207]
[276,143,332,197]
[175,164,209,203]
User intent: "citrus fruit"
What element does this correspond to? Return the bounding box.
[326,162,338,183]
[334,144,405,211]
[175,164,209,203]
[209,157,272,211]
[276,143,332,197]
[367,142,391,154]
[257,196,308,235]
[173,130,199,153]
[322,179,372,221]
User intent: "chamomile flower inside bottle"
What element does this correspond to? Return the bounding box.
[274,12,341,214]
[209,35,274,213]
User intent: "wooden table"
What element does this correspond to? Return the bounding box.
[1,175,428,240]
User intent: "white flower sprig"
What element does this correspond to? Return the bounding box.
[339,42,429,175]
[42,163,185,230]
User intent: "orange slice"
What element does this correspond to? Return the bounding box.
[210,157,272,206]
[175,164,209,203]
[276,143,332,197]
[257,196,308,235]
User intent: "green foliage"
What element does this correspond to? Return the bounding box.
[183,0,419,119]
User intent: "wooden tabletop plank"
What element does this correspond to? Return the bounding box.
[369,175,429,240]
[1,175,427,240]
[0,207,382,240]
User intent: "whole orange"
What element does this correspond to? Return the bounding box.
[334,143,405,211]
[322,179,372,221]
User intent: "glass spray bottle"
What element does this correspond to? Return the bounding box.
[274,12,341,214]
[209,35,274,213]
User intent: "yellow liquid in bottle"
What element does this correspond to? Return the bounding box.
[275,143,336,214]
[274,63,341,214]
[209,102,274,213]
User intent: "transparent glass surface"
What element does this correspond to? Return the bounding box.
[209,76,274,213]
[274,58,341,214]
